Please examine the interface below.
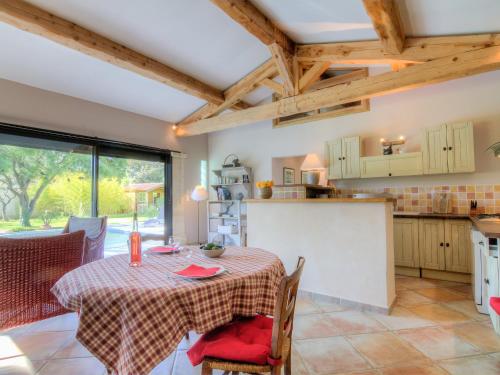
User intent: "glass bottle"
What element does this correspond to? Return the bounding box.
[129,213,142,267]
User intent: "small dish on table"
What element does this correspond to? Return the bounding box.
[200,243,225,258]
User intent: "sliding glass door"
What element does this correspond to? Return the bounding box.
[98,148,167,256]
[0,124,172,256]
[0,133,93,237]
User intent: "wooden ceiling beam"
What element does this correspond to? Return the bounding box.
[298,61,331,92]
[258,78,286,97]
[178,59,277,125]
[176,46,500,136]
[307,68,368,92]
[363,0,405,54]
[296,34,500,64]
[269,43,295,96]
[0,0,226,104]
[210,0,294,54]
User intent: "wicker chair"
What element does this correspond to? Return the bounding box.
[199,257,305,375]
[63,216,107,265]
[0,231,85,329]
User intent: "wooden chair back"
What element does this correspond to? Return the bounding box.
[269,256,305,363]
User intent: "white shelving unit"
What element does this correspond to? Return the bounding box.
[208,166,252,246]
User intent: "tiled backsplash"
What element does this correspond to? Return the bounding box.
[340,184,500,214]
[272,185,307,199]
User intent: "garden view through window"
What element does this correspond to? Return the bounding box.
[0,130,169,256]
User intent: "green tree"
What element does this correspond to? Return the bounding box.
[0,145,88,227]
[127,159,164,183]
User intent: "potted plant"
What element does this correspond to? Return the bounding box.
[256,180,273,199]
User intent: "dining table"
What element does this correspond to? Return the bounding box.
[51,246,286,375]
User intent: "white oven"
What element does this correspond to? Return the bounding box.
[473,229,499,315]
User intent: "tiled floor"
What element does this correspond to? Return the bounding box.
[1,275,500,374]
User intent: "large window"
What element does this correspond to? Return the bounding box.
[0,124,172,255]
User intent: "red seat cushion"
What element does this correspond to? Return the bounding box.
[187,315,274,366]
[490,297,500,314]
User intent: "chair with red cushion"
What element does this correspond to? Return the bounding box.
[491,297,500,315]
[188,256,305,375]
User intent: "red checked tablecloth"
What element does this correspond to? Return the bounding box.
[51,247,285,374]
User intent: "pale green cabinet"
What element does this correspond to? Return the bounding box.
[360,152,423,178]
[326,136,360,179]
[394,218,420,268]
[423,122,475,174]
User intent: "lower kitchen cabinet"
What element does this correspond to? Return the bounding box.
[394,217,472,278]
[394,218,419,268]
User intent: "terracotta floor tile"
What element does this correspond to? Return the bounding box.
[447,284,473,297]
[52,337,93,359]
[395,277,440,290]
[414,288,468,302]
[443,300,490,321]
[0,356,44,375]
[26,313,78,333]
[397,326,480,360]
[314,299,349,313]
[346,332,429,368]
[150,352,176,375]
[439,354,500,375]
[368,306,435,330]
[296,296,322,315]
[443,322,500,353]
[324,311,387,336]
[291,345,310,375]
[295,337,371,374]
[379,364,449,375]
[395,290,435,308]
[407,304,471,325]
[10,331,73,361]
[37,357,106,375]
[0,335,24,360]
[335,371,380,375]
[293,313,340,339]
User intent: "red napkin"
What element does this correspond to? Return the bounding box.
[175,264,221,277]
[149,246,177,253]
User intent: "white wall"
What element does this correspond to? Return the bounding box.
[209,69,500,191]
[0,78,207,243]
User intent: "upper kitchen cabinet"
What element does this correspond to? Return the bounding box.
[360,152,423,178]
[326,136,361,179]
[423,122,475,175]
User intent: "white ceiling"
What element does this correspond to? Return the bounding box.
[0,0,499,123]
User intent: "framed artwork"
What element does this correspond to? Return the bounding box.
[283,167,295,185]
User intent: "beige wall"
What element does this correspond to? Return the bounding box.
[0,78,207,243]
[209,69,500,192]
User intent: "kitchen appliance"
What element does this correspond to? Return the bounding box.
[473,224,499,314]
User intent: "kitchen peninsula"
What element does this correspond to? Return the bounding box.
[247,197,395,312]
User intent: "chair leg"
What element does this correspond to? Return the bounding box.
[185,332,190,340]
[271,365,282,375]
[201,362,212,375]
[285,352,292,375]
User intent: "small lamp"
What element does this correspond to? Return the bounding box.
[191,185,208,244]
[301,153,324,185]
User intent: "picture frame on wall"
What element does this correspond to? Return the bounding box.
[283,167,295,185]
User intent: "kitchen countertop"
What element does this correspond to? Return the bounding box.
[245,197,394,203]
[393,211,470,219]
[394,211,500,238]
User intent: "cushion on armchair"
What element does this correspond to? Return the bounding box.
[187,314,274,366]
[491,297,500,314]
[68,217,103,239]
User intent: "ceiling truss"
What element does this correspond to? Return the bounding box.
[1,0,499,136]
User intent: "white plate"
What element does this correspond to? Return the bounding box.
[172,263,226,279]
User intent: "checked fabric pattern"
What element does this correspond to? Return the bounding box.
[51,247,285,374]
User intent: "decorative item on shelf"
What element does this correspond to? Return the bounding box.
[283,167,295,185]
[256,180,273,199]
[242,174,250,183]
[216,187,232,201]
[191,185,208,244]
[222,154,241,168]
[380,136,405,155]
[300,153,324,185]
[487,141,500,158]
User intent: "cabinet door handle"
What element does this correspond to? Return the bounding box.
[388,173,392,177]
[448,146,453,151]
[446,243,450,247]
[342,157,346,160]
[440,242,444,247]
[485,278,490,285]
[479,241,484,245]
[443,147,447,151]
[338,157,342,161]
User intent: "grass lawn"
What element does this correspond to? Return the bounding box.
[0,214,154,234]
